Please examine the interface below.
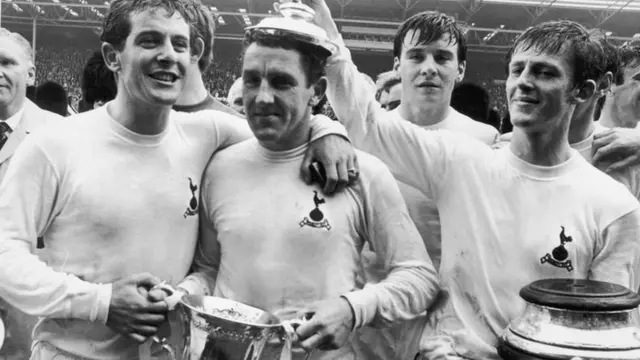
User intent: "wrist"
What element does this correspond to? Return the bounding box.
[339,295,356,332]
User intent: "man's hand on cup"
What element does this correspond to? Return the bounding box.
[295,297,355,353]
[106,273,169,343]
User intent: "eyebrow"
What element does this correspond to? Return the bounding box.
[135,30,188,42]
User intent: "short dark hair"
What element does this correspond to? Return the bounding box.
[243,30,329,86]
[191,3,216,72]
[451,82,490,123]
[100,0,201,51]
[35,81,68,116]
[393,11,467,63]
[312,95,328,115]
[81,51,117,105]
[506,20,607,89]
[617,43,640,83]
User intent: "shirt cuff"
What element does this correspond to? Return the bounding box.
[94,283,112,324]
[69,281,111,324]
[341,286,378,329]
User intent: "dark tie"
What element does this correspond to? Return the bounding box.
[0,121,11,152]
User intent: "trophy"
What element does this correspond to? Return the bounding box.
[245,0,337,57]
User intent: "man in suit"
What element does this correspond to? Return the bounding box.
[0,27,62,360]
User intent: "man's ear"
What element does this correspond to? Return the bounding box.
[596,71,613,99]
[101,42,121,73]
[308,77,328,107]
[26,63,35,87]
[192,37,205,64]
[456,60,466,85]
[393,57,400,73]
[573,79,596,104]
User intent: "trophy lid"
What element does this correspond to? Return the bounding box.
[245,1,337,57]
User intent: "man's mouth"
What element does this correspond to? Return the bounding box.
[417,82,439,88]
[149,72,178,83]
[514,97,540,104]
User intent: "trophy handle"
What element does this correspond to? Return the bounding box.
[152,335,178,360]
[148,282,186,360]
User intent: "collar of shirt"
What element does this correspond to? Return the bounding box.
[0,105,26,133]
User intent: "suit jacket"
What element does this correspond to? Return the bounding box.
[0,99,63,182]
[0,99,61,359]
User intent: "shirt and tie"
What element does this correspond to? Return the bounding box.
[0,107,25,151]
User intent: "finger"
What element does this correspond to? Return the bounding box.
[137,313,168,325]
[131,324,161,337]
[348,155,360,185]
[129,333,149,343]
[592,128,615,140]
[591,132,617,152]
[298,333,327,353]
[607,155,637,173]
[295,315,321,340]
[148,288,168,302]
[300,148,315,185]
[335,160,349,194]
[144,300,170,314]
[131,273,162,289]
[321,159,339,195]
[592,143,617,164]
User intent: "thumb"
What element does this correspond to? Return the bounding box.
[130,272,162,289]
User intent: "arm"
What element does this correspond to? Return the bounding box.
[177,170,221,297]
[592,127,640,172]
[0,139,111,322]
[208,110,356,194]
[343,165,439,329]
[590,209,640,292]
[317,15,452,195]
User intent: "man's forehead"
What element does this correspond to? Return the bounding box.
[0,37,31,63]
[402,29,456,51]
[129,8,189,35]
[510,44,570,67]
[244,44,302,69]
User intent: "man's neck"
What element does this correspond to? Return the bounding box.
[108,94,171,135]
[510,123,572,166]
[568,102,596,144]
[398,100,450,127]
[0,97,26,121]
[175,69,209,107]
[258,119,311,152]
[598,98,616,128]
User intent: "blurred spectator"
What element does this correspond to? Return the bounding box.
[376,71,401,111]
[25,85,36,102]
[451,82,491,124]
[34,81,69,116]
[80,50,116,112]
[226,78,243,115]
[501,111,513,134]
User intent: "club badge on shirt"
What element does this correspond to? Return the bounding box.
[540,226,574,272]
[299,191,331,231]
[183,177,199,218]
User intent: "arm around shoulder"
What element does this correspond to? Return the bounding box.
[342,160,439,329]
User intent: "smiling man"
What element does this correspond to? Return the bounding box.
[172,23,438,360]
[314,9,640,359]
[0,0,355,359]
